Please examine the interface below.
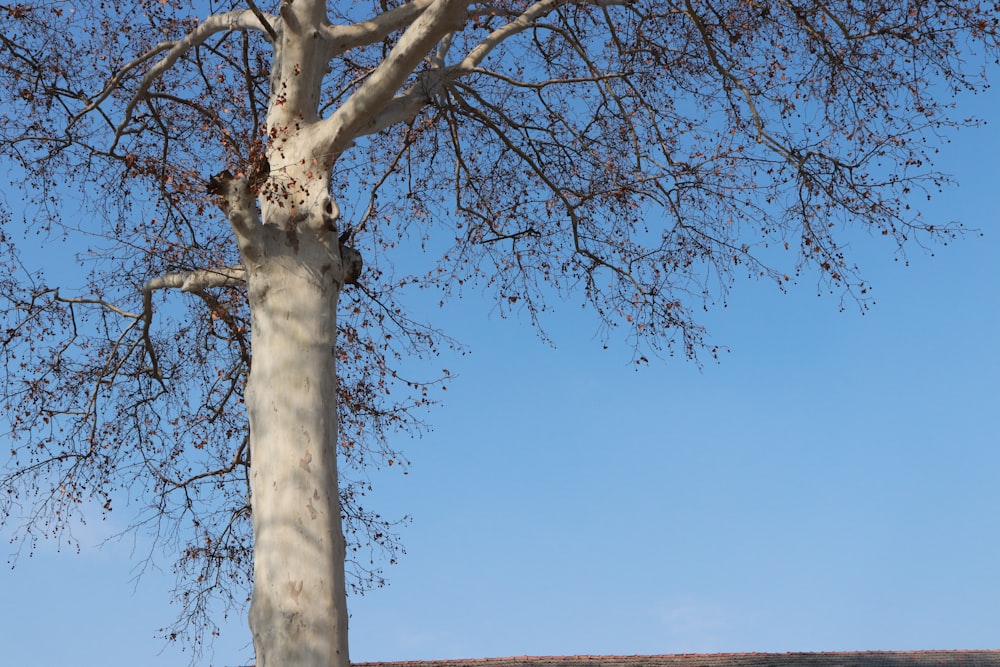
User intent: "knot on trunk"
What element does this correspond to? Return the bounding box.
[207,170,260,249]
[207,170,242,213]
[338,227,362,285]
[339,243,363,285]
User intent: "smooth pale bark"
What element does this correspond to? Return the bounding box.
[226,1,468,664]
[242,223,350,667]
[235,0,359,662]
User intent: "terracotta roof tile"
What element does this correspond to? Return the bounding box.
[245,651,1000,667]
[353,652,1000,667]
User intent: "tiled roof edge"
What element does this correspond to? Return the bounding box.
[353,650,1000,666]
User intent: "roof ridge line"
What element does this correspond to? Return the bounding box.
[352,650,1000,666]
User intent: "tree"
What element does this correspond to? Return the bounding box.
[0,0,996,665]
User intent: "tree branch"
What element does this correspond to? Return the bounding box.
[144,267,248,295]
[140,266,247,382]
[107,10,278,150]
[456,0,627,71]
[317,0,469,154]
[206,170,262,252]
[321,0,438,54]
[355,0,634,137]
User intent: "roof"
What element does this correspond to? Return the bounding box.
[353,653,1000,667]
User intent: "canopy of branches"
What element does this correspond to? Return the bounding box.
[1,0,997,649]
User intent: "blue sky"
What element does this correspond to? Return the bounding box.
[2,79,999,667]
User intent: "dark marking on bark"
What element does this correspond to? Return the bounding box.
[207,170,236,212]
[206,170,234,195]
[321,198,340,231]
[337,225,352,246]
[285,224,299,252]
[288,580,304,600]
[248,154,270,194]
[339,245,363,285]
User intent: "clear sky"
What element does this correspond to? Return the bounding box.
[1,78,998,667]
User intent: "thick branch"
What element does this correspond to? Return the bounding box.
[349,0,557,137]
[361,68,451,135]
[321,0,438,54]
[143,267,248,295]
[316,0,469,154]
[358,0,632,136]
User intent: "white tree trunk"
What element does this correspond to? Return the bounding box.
[243,223,350,667]
[225,0,458,661]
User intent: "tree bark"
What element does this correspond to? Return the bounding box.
[243,223,350,667]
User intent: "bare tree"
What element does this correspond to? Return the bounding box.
[1,1,996,665]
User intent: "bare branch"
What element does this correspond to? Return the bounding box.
[107,10,278,150]
[50,290,141,319]
[456,0,625,71]
[245,0,279,42]
[138,266,247,384]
